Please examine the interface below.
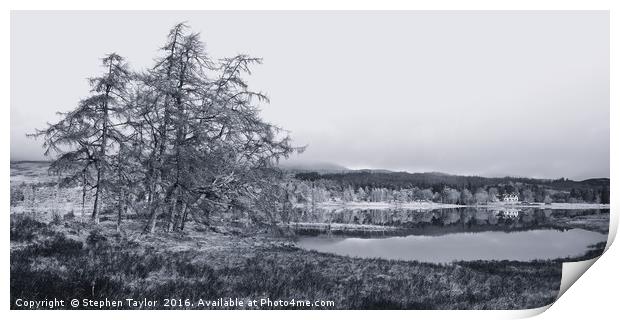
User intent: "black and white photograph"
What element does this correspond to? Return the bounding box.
[9,10,611,311]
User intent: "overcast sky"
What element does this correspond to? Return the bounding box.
[11,11,609,180]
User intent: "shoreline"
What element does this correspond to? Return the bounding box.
[296,201,610,210]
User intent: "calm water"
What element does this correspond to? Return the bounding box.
[292,207,609,263]
[297,228,607,263]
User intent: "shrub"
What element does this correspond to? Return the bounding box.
[64,210,76,221]
[86,229,108,250]
[10,215,48,242]
[10,186,25,207]
[51,212,63,225]
[32,234,84,257]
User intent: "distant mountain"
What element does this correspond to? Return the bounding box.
[10,160,51,164]
[352,168,394,174]
[579,178,611,186]
[278,160,349,173]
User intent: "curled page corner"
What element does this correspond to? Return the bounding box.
[557,256,600,300]
[513,258,603,320]
[509,304,552,319]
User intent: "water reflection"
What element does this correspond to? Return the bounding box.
[297,228,607,263]
[290,207,608,234]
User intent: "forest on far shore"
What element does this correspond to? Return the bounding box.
[292,170,610,205]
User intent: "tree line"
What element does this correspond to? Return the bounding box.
[293,171,610,204]
[32,24,301,232]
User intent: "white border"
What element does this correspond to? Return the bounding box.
[3,1,617,319]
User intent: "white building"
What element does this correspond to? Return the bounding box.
[502,193,519,203]
[502,208,520,217]
[493,208,520,217]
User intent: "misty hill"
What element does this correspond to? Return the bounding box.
[278,160,349,173]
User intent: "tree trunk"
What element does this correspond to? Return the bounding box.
[92,171,102,224]
[81,173,87,222]
[178,201,188,231]
[144,184,176,233]
[117,187,125,232]
[167,187,178,232]
[144,185,161,234]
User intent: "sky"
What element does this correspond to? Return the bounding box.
[11,11,610,180]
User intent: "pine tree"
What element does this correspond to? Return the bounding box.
[32,53,131,224]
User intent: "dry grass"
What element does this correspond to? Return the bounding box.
[9,214,594,310]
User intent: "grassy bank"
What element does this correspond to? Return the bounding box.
[10,214,602,310]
